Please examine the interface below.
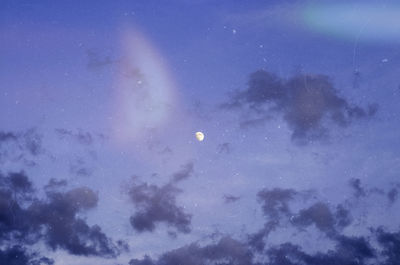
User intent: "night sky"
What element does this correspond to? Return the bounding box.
[1,1,400,264]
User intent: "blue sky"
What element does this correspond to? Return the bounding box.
[1,1,400,264]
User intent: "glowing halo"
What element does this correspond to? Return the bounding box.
[113,28,178,143]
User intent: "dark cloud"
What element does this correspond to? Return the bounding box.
[0,245,54,265]
[0,172,121,259]
[129,231,380,265]
[222,70,377,144]
[127,163,194,234]
[127,225,400,265]
[171,162,194,183]
[266,235,375,265]
[0,173,36,243]
[4,171,34,195]
[335,204,352,228]
[129,236,253,265]
[28,187,122,258]
[44,178,68,190]
[257,188,297,219]
[292,202,337,234]
[223,194,240,203]
[127,183,400,265]
[129,255,154,265]
[116,240,130,253]
[349,178,366,198]
[128,182,191,234]
[0,129,43,165]
[248,220,278,252]
[387,187,399,204]
[348,178,399,204]
[251,187,352,253]
[29,186,118,257]
[0,132,18,142]
[217,142,231,154]
[376,227,400,265]
[291,202,351,236]
[247,188,298,250]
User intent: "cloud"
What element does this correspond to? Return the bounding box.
[55,129,94,146]
[0,129,43,165]
[387,188,399,204]
[29,187,118,257]
[222,70,377,144]
[376,227,400,265]
[0,245,54,265]
[251,187,351,252]
[247,188,299,251]
[0,178,36,246]
[171,162,194,183]
[291,202,351,236]
[349,178,366,198]
[347,178,399,204]
[248,220,278,252]
[55,128,107,146]
[3,171,35,195]
[223,194,240,203]
[127,228,399,265]
[0,172,121,259]
[128,182,191,234]
[44,178,68,190]
[0,132,17,142]
[129,236,253,265]
[127,162,194,234]
[217,143,231,154]
[86,49,117,70]
[266,235,375,265]
[128,232,380,265]
[69,157,93,177]
[126,181,400,265]
[257,188,297,219]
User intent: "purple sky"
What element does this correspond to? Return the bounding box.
[1,1,400,264]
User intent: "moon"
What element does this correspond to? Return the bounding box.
[195,131,204,141]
